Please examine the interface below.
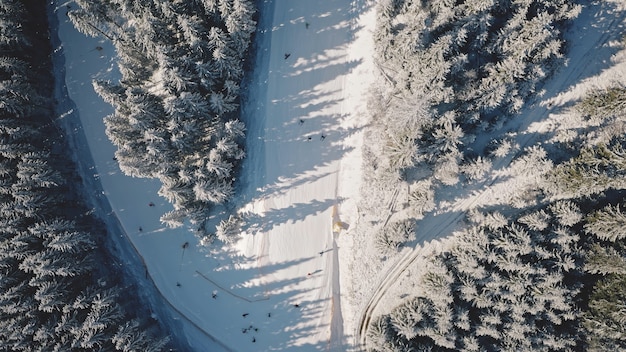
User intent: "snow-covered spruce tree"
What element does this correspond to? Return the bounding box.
[0,0,31,50]
[407,179,435,219]
[460,156,492,182]
[375,219,416,254]
[549,200,583,227]
[542,140,626,200]
[583,274,626,351]
[578,87,626,119]
[215,214,243,244]
[585,203,626,242]
[0,1,172,349]
[112,319,170,352]
[70,0,256,236]
[367,205,584,351]
[584,244,626,276]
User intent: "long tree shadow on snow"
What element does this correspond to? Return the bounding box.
[178,243,333,350]
[193,246,336,349]
[238,0,365,206]
[213,1,374,349]
[241,197,339,235]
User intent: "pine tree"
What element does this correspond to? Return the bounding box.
[461,156,491,182]
[389,304,418,340]
[112,319,170,352]
[34,279,70,313]
[216,214,242,244]
[431,118,465,154]
[47,229,96,254]
[193,178,233,203]
[585,203,626,242]
[16,152,63,188]
[549,201,582,227]
[407,180,435,218]
[584,274,626,351]
[585,244,626,275]
[384,133,417,170]
[518,210,551,232]
[433,152,460,186]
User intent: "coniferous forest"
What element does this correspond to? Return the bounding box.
[68,0,256,236]
[362,0,626,351]
[3,0,626,350]
[1,1,171,350]
[362,0,581,221]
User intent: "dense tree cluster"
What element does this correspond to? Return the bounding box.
[0,1,169,349]
[375,219,416,254]
[372,0,580,176]
[68,0,256,235]
[368,205,584,351]
[359,0,581,251]
[572,88,626,351]
[543,140,626,201]
[366,57,626,350]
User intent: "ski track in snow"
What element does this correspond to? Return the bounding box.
[53,0,374,350]
[355,2,626,348]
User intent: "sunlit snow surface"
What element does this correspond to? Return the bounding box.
[52,0,375,350]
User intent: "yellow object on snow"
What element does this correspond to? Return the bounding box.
[333,221,344,233]
[331,204,348,233]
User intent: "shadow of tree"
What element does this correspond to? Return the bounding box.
[242,197,336,235]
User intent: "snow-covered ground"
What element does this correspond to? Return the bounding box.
[52,0,375,350]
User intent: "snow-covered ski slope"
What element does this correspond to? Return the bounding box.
[54,0,375,350]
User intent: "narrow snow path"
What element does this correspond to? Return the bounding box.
[234,0,373,349]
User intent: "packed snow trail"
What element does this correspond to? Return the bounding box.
[54,0,372,349]
[235,0,367,349]
[356,2,626,348]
